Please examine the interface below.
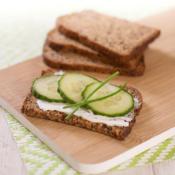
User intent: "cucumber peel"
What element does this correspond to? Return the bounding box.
[83,82,134,116]
[58,73,98,103]
[32,75,64,102]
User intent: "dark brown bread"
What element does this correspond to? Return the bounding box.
[58,10,160,60]
[43,45,145,76]
[47,29,143,70]
[47,29,97,55]
[22,76,142,140]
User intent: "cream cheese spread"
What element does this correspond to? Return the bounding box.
[37,97,140,127]
[36,70,141,127]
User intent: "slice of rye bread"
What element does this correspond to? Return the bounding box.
[43,45,145,76]
[58,10,160,61]
[47,29,143,70]
[21,71,143,140]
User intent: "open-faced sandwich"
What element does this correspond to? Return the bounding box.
[22,70,142,140]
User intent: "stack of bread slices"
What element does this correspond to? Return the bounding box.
[43,10,160,76]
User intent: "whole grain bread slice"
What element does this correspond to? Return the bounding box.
[58,10,160,61]
[21,71,143,140]
[47,29,143,70]
[43,45,145,76]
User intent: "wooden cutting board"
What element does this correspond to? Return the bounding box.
[0,9,175,174]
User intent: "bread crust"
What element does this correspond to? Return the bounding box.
[43,46,145,76]
[21,72,143,140]
[58,10,160,60]
[46,29,143,70]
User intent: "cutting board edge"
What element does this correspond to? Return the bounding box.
[1,96,175,174]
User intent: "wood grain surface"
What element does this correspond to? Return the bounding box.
[0,10,175,165]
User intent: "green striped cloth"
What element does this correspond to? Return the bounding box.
[1,19,175,175]
[5,112,175,175]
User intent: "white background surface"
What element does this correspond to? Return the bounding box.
[1,0,175,20]
[0,0,175,68]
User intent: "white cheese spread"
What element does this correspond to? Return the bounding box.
[36,70,141,127]
[37,97,140,127]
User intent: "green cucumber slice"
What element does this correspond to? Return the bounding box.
[32,75,64,102]
[82,82,134,117]
[58,73,98,103]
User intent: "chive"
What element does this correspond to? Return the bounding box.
[64,72,120,109]
[63,83,126,109]
[87,83,126,103]
[65,105,81,120]
[86,71,119,100]
[65,71,119,120]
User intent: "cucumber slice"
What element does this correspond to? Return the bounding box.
[82,82,134,116]
[32,75,64,102]
[58,73,98,103]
